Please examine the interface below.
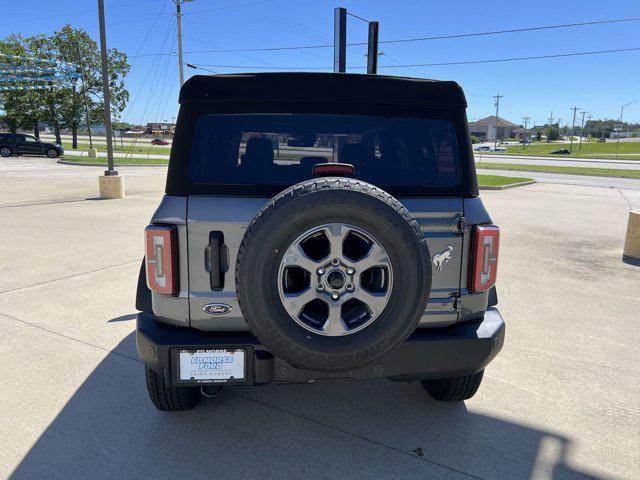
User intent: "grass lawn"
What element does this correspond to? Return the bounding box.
[490,141,640,160]
[476,162,640,179]
[62,142,171,156]
[477,174,533,187]
[61,156,168,165]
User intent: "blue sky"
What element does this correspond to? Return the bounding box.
[3,0,639,127]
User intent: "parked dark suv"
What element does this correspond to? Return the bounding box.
[136,73,505,411]
[0,133,64,158]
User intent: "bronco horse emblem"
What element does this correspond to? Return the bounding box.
[432,246,454,272]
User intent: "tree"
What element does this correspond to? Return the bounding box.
[0,26,130,149]
[0,35,50,137]
[546,125,560,142]
[49,26,130,148]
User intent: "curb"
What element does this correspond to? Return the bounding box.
[479,180,537,190]
[57,160,166,167]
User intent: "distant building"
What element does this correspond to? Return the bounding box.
[468,116,520,141]
[146,122,176,135]
[611,131,638,139]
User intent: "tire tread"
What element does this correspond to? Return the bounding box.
[145,366,201,411]
[421,370,484,401]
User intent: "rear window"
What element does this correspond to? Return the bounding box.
[188,114,460,189]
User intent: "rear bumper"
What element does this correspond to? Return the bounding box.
[136,308,505,386]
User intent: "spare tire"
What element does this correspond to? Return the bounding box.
[236,178,432,372]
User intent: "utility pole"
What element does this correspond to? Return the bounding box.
[522,116,530,149]
[174,0,193,86]
[578,111,587,150]
[97,0,124,197]
[334,7,347,73]
[584,113,592,142]
[493,94,503,150]
[569,106,580,152]
[548,110,554,126]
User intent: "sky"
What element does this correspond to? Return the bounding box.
[2,0,639,127]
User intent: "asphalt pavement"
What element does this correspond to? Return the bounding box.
[475,153,640,170]
[1,157,639,479]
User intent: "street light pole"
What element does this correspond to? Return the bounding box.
[616,100,637,159]
[97,0,115,175]
[522,116,530,149]
[493,94,503,150]
[97,0,124,198]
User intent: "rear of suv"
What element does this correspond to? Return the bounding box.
[136,73,505,411]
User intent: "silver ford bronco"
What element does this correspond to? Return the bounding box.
[136,73,505,411]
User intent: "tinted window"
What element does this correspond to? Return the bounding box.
[188,114,460,189]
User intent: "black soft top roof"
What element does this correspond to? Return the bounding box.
[179,72,467,108]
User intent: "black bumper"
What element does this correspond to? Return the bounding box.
[136,308,505,386]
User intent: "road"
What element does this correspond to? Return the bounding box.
[475,153,640,170]
[478,168,640,200]
[0,157,639,479]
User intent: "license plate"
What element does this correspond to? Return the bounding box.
[178,349,245,383]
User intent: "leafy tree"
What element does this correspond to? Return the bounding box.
[546,125,560,142]
[470,134,480,144]
[0,26,130,148]
[48,26,130,148]
[0,35,49,137]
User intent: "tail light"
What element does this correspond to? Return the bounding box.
[145,225,177,295]
[313,163,355,177]
[470,225,500,292]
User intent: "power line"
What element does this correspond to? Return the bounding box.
[375,17,640,45]
[174,16,640,55]
[370,47,640,67]
[184,45,640,70]
[184,0,278,15]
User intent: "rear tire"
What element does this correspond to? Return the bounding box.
[421,370,484,401]
[145,366,201,411]
[0,146,12,157]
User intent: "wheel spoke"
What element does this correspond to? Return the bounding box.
[281,287,318,317]
[281,243,319,273]
[353,289,389,317]
[322,302,349,335]
[323,224,346,260]
[354,243,390,272]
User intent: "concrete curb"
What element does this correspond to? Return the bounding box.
[57,160,166,168]
[479,180,537,190]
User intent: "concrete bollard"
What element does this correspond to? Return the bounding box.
[87,147,98,158]
[99,174,125,199]
[622,209,640,266]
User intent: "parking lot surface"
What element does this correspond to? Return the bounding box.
[1,157,639,479]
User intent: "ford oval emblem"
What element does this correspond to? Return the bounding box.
[203,303,232,315]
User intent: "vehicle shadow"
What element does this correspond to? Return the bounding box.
[9,333,606,480]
